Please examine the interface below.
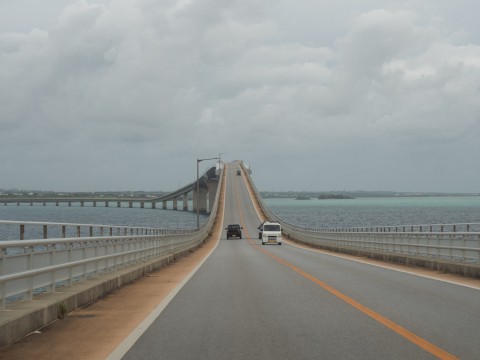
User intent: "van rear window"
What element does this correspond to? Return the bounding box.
[264,225,280,231]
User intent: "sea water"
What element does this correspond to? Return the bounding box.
[264,196,480,229]
[0,202,205,240]
[2,196,480,240]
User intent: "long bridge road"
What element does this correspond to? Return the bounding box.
[2,163,480,359]
[119,164,479,359]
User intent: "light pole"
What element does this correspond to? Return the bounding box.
[196,157,219,229]
[218,152,226,172]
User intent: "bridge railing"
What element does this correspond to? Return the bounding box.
[0,169,224,309]
[0,220,193,241]
[299,223,480,233]
[239,163,480,265]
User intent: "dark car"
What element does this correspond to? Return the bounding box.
[226,224,243,239]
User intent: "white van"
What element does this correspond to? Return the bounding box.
[259,221,282,245]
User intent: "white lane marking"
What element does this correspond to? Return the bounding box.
[242,168,480,290]
[107,179,226,360]
[284,239,480,290]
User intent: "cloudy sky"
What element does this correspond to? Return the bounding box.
[1,0,479,193]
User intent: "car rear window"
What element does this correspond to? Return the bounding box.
[264,225,280,231]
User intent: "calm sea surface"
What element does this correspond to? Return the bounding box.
[264,196,480,229]
[2,196,480,240]
[0,202,206,240]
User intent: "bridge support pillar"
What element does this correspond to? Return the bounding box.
[129,201,133,208]
[152,202,156,209]
[80,201,84,207]
[68,201,71,207]
[93,201,96,207]
[117,201,121,208]
[141,202,144,209]
[163,201,167,210]
[105,201,109,207]
[173,198,178,210]
[183,194,188,211]
[56,201,59,206]
[193,186,208,214]
[207,180,219,213]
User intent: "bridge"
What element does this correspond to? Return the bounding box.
[1,165,220,214]
[1,161,479,359]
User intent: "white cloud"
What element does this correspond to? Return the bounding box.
[0,1,479,191]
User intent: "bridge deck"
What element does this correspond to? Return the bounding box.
[1,163,480,359]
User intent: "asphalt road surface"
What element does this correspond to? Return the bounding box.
[122,163,480,360]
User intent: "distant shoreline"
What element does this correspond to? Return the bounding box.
[318,194,355,200]
[260,191,480,199]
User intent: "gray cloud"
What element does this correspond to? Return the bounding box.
[1,1,479,192]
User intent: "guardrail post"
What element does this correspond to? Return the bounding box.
[48,244,56,292]
[26,247,34,300]
[77,226,81,237]
[62,225,66,238]
[67,243,73,286]
[43,225,48,239]
[0,249,5,309]
[20,224,25,240]
[82,244,87,281]
[0,248,5,275]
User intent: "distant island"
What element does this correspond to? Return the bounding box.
[259,190,479,199]
[318,194,355,200]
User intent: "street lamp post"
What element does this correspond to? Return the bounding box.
[196,157,219,229]
[218,153,226,172]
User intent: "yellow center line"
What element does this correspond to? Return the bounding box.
[233,170,459,360]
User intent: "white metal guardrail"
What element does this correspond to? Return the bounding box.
[240,162,480,264]
[298,223,480,233]
[0,220,192,241]
[0,170,223,309]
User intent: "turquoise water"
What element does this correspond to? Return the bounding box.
[2,196,480,240]
[264,196,480,229]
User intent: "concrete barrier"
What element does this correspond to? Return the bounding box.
[0,242,204,348]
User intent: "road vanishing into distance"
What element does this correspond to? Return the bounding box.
[122,163,480,360]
